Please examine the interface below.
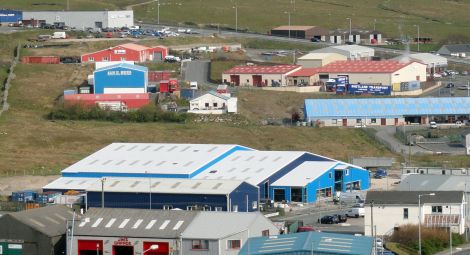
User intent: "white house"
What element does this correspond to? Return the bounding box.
[365,191,465,236]
[189,91,237,114]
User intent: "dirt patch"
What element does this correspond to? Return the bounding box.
[0,175,59,196]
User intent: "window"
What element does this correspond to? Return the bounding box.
[192,240,209,250]
[213,102,218,107]
[329,172,332,179]
[205,103,209,108]
[232,205,238,212]
[88,57,94,62]
[187,206,197,211]
[332,119,337,124]
[202,205,211,211]
[356,119,362,124]
[371,118,377,124]
[215,207,223,211]
[227,240,241,250]
[432,206,443,213]
[246,79,249,83]
[345,169,349,176]
[163,205,173,210]
[103,57,109,61]
[262,230,270,236]
[252,201,258,209]
[404,208,409,219]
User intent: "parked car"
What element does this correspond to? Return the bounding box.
[346,206,365,218]
[376,237,384,248]
[333,214,348,223]
[433,73,442,78]
[297,226,316,232]
[318,215,339,224]
[446,83,455,88]
[430,121,438,129]
[374,169,387,179]
[456,120,463,127]
[462,71,469,76]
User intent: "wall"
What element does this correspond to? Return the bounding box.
[264,84,321,93]
[94,66,146,94]
[0,10,22,23]
[229,182,259,212]
[106,11,134,28]
[190,94,229,112]
[182,239,219,255]
[329,72,391,86]
[343,167,370,191]
[297,59,323,68]
[222,73,286,87]
[392,62,427,83]
[316,117,405,127]
[82,46,141,63]
[23,11,133,29]
[305,169,335,203]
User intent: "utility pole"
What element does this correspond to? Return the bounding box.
[157,0,160,25]
[67,0,70,10]
[370,201,374,237]
[233,5,238,32]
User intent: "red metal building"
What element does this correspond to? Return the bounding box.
[81,43,168,63]
[64,93,150,110]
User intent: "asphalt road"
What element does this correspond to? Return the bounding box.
[423,75,470,97]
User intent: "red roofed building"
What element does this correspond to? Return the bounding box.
[222,64,301,87]
[287,60,427,87]
[81,43,168,63]
[64,93,150,111]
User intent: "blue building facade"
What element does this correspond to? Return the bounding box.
[86,181,259,212]
[0,10,22,23]
[93,63,148,94]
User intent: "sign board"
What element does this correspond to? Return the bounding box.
[114,237,132,246]
[114,49,126,54]
[348,84,391,95]
[8,244,22,249]
[107,70,132,76]
[0,245,3,254]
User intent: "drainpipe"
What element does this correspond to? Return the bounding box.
[226,194,230,212]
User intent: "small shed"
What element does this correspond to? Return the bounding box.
[189,91,237,114]
[93,63,148,94]
[271,25,329,40]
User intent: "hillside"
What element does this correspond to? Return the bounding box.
[2,0,469,42]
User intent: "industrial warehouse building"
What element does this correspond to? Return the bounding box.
[296,53,347,68]
[437,44,470,57]
[304,97,470,127]
[394,53,448,75]
[44,143,369,208]
[93,62,148,94]
[222,65,301,86]
[0,205,73,255]
[84,178,259,212]
[23,10,133,29]
[70,208,278,255]
[0,10,22,25]
[311,45,375,60]
[81,43,168,63]
[239,231,374,255]
[287,60,427,87]
[270,25,329,40]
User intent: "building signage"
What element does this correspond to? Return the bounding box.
[107,70,132,76]
[114,49,126,54]
[114,237,132,246]
[0,245,3,254]
[348,84,391,95]
[8,244,22,249]
[0,14,15,17]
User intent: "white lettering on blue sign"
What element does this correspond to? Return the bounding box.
[107,70,132,76]
[0,14,15,17]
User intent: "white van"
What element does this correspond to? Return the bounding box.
[51,31,66,39]
[346,206,365,218]
[189,81,198,90]
[334,191,365,205]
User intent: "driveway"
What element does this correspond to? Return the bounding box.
[371,126,431,156]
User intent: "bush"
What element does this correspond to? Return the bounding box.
[48,104,187,123]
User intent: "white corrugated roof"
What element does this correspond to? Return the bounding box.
[85,177,247,195]
[298,53,345,60]
[61,143,251,176]
[193,151,306,185]
[271,161,339,186]
[409,53,448,65]
[43,177,99,190]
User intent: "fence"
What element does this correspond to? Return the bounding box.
[0,168,61,177]
[0,43,20,117]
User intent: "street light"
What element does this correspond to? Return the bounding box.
[414,24,420,52]
[418,193,435,255]
[155,0,161,25]
[346,18,352,43]
[233,5,238,32]
[284,11,291,38]
[143,244,159,254]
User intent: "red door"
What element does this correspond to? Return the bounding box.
[78,240,103,255]
[230,75,240,86]
[381,118,386,125]
[252,75,262,87]
[394,118,398,125]
[143,242,170,255]
[342,119,347,126]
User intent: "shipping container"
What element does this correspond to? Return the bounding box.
[64,93,150,110]
[21,56,60,64]
[148,71,171,82]
[180,89,196,100]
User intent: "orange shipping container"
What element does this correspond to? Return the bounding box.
[22,56,60,64]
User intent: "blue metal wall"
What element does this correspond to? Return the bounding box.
[94,66,146,94]
[305,170,335,203]
[258,153,333,200]
[0,10,22,23]
[87,192,228,210]
[229,182,259,212]
[341,166,370,192]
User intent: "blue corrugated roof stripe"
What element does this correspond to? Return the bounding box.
[95,63,148,72]
[239,232,373,255]
[304,97,470,119]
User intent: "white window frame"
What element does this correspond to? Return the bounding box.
[163,205,173,210]
[332,119,337,124]
[227,239,241,250]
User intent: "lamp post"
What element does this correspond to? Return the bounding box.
[155,0,160,25]
[346,18,352,42]
[414,24,420,52]
[143,244,159,254]
[233,5,238,32]
[418,193,435,255]
[100,177,106,208]
[284,11,291,38]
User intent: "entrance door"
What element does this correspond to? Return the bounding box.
[273,189,286,202]
[291,187,303,202]
[230,75,240,86]
[95,21,103,28]
[394,118,398,125]
[252,75,262,87]
[78,240,103,255]
[153,52,162,62]
[381,118,386,125]
[342,119,347,126]
[113,245,134,255]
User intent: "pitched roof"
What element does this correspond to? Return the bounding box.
[397,174,470,192]
[394,53,447,66]
[191,91,230,102]
[271,161,339,186]
[304,97,470,118]
[94,62,148,72]
[272,26,316,31]
[239,231,374,255]
[75,208,197,238]
[181,211,271,239]
[85,177,251,195]
[321,60,417,73]
[366,191,464,205]
[43,177,99,191]
[223,65,300,74]
[120,43,151,52]
[3,205,74,237]
[441,44,470,53]
[288,67,321,77]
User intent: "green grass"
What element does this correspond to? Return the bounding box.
[210,60,246,83]
[385,242,415,255]
[0,0,147,11]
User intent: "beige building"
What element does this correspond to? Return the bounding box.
[222,65,301,87]
[311,45,375,60]
[296,53,347,68]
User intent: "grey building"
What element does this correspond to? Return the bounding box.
[0,205,74,255]
[23,10,133,29]
[437,44,470,57]
[181,212,279,255]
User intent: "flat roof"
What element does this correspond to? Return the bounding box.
[366,191,463,205]
[43,177,99,191]
[85,178,249,195]
[298,52,344,60]
[272,25,316,31]
[61,143,252,178]
[223,65,300,75]
[193,150,307,185]
[120,43,151,52]
[271,161,339,186]
[305,97,470,118]
[94,62,148,72]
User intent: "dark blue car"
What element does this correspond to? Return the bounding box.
[374,169,387,179]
